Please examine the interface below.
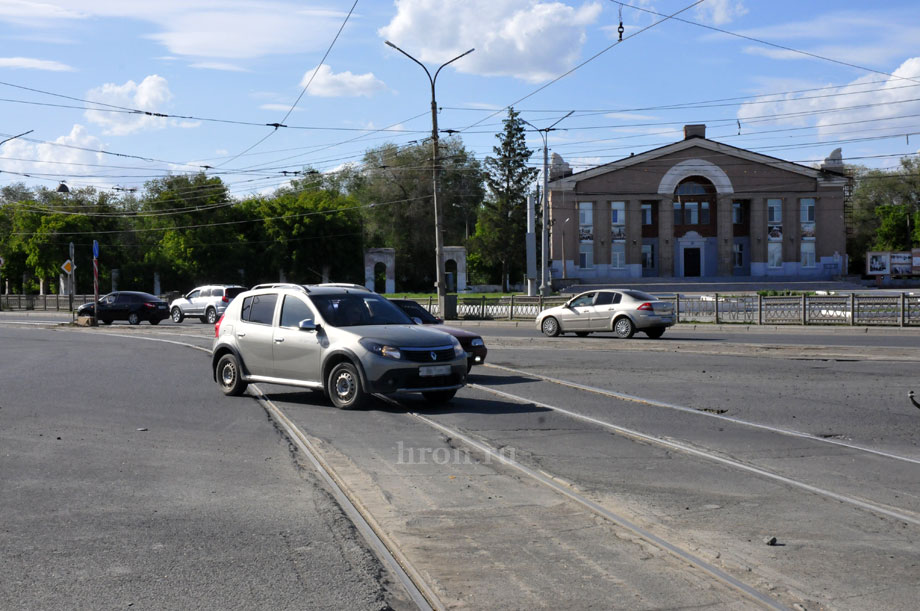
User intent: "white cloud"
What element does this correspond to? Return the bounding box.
[0,124,114,188]
[301,64,386,98]
[189,62,249,72]
[84,75,173,136]
[0,57,74,71]
[737,57,920,143]
[379,0,603,83]
[694,0,747,26]
[0,2,354,60]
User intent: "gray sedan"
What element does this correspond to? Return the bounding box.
[536,289,674,339]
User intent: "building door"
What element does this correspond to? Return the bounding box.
[683,248,701,277]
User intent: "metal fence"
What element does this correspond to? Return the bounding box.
[0,293,94,312]
[4,291,918,327]
[416,292,920,327]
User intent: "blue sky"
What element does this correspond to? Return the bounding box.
[1,0,919,199]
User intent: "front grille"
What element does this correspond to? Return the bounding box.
[401,347,455,363]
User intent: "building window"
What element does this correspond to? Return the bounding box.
[673,201,682,226]
[732,202,744,224]
[610,201,625,239]
[767,199,782,223]
[578,202,594,242]
[640,203,652,225]
[800,198,816,241]
[611,241,625,269]
[801,241,816,268]
[800,198,815,223]
[579,243,594,269]
[733,242,743,267]
[768,242,783,268]
[700,201,710,225]
[641,244,655,269]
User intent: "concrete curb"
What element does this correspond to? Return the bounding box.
[443,319,920,335]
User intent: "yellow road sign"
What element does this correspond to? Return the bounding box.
[61,259,74,274]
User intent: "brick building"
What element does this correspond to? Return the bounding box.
[546,125,849,280]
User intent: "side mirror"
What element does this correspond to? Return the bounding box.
[298,318,319,332]
[411,317,423,325]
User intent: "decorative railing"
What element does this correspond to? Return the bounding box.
[413,292,920,327]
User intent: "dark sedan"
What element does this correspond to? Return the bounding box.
[77,291,170,325]
[389,299,487,372]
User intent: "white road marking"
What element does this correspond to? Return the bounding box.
[484,362,920,466]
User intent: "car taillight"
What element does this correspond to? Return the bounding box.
[222,295,229,303]
[143,302,156,309]
[215,314,224,338]
[637,302,653,311]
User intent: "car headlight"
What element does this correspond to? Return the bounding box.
[450,336,465,357]
[359,338,402,360]
[470,338,484,347]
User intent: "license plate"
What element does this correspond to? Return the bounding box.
[419,365,451,377]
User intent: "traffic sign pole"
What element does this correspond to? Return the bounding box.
[92,240,99,326]
[69,242,75,321]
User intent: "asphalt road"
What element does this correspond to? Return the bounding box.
[0,326,409,611]
[2,316,919,609]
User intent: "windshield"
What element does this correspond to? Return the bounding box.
[310,293,413,327]
[394,300,439,324]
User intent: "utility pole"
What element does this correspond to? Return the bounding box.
[522,112,573,296]
[385,41,474,318]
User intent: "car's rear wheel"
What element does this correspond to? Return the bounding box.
[216,353,248,396]
[128,312,140,325]
[644,327,665,339]
[206,308,218,324]
[613,316,635,339]
[328,362,366,410]
[423,389,457,404]
[575,331,590,337]
[541,316,560,337]
[171,307,184,323]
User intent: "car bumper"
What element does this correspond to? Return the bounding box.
[367,361,467,394]
[466,345,487,366]
[635,314,674,329]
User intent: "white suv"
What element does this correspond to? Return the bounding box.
[211,284,468,409]
[170,285,247,324]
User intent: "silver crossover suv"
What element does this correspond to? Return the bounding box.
[170,285,247,324]
[211,284,468,409]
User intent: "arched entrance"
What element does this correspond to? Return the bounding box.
[364,248,395,293]
[373,262,387,293]
[673,177,717,277]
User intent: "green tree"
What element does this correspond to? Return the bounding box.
[471,108,538,290]
[847,157,920,272]
[345,139,483,290]
[249,177,364,284]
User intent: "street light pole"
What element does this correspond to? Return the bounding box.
[522,112,573,296]
[385,41,474,318]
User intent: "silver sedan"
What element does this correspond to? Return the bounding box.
[536,289,675,339]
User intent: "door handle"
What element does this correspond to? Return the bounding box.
[274,337,284,343]
[236,332,246,338]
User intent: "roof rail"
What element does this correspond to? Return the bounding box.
[315,283,372,292]
[250,283,309,293]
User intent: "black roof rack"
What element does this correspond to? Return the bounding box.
[250,283,309,293]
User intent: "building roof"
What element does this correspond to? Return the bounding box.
[548,132,849,192]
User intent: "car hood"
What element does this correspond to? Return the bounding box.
[169,298,190,307]
[340,324,458,347]
[428,324,480,340]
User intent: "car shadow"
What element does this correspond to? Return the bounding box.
[465,373,534,386]
[379,394,552,416]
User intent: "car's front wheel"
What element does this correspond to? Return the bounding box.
[216,353,248,396]
[328,362,366,410]
[128,312,140,325]
[613,316,635,339]
[541,316,561,337]
[423,389,457,404]
[645,327,665,339]
[171,307,184,323]
[206,308,218,325]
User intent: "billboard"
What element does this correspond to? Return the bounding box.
[866,252,889,275]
